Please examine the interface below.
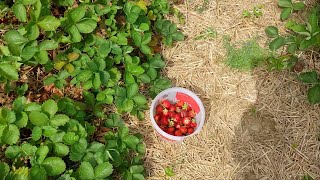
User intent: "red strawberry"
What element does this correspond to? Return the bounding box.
[180,127,187,134]
[176,101,184,107]
[174,130,183,136]
[175,124,181,129]
[161,100,171,109]
[169,105,175,112]
[154,114,161,122]
[188,110,196,118]
[160,117,169,126]
[168,111,176,118]
[167,127,175,134]
[182,117,191,127]
[156,105,163,114]
[175,106,181,113]
[190,121,197,128]
[187,128,194,134]
[162,108,169,117]
[180,110,188,118]
[172,114,181,123]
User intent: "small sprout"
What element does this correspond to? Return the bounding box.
[242,5,263,18]
[195,27,217,40]
[196,0,209,13]
[164,166,175,177]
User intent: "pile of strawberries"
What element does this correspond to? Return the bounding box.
[154,99,197,136]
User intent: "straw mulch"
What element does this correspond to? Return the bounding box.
[131,0,320,179]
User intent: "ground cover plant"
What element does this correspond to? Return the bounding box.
[0,0,184,179]
[225,1,320,104]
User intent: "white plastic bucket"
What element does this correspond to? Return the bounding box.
[150,87,205,142]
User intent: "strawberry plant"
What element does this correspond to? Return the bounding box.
[264,5,320,104]
[0,98,146,179]
[0,0,184,179]
[278,0,305,20]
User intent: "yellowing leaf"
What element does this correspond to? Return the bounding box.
[54,61,67,70]
[136,0,148,13]
[65,63,75,73]
[67,52,80,61]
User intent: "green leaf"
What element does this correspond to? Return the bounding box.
[30,0,41,21]
[87,142,104,152]
[0,162,9,180]
[32,126,42,141]
[30,166,47,180]
[69,6,86,23]
[292,2,305,10]
[0,45,10,56]
[300,38,317,50]
[265,26,279,38]
[132,173,144,180]
[308,11,320,34]
[76,19,97,34]
[119,99,134,112]
[299,71,319,84]
[269,37,285,51]
[54,143,69,157]
[278,0,293,8]
[37,16,61,31]
[69,25,82,43]
[138,74,151,83]
[280,8,292,21]
[94,162,113,179]
[49,132,65,143]
[130,165,144,174]
[105,113,124,128]
[5,145,20,159]
[21,45,39,60]
[24,102,41,112]
[172,32,184,41]
[127,83,139,98]
[42,99,58,118]
[0,108,16,124]
[287,43,297,54]
[0,63,19,80]
[26,24,40,40]
[34,51,49,64]
[63,132,79,145]
[35,145,49,164]
[137,143,146,154]
[29,111,49,127]
[20,143,37,157]
[140,45,151,55]
[308,85,320,104]
[132,94,147,106]
[78,162,94,180]
[123,135,139,149]
[83,91,96,107]
[42,157,66,176]
[14,112,28,128]
[50,114,69,127]
[119,126,129,139]
[77,70,92,82]
[127,64,145,75]
[20,0,37,5]
[12,3,27,22]
[42,126,57,137]
[4,30,28,45]
[2,124,19,145]
[39,40,58,51]
[93,73,101,89]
